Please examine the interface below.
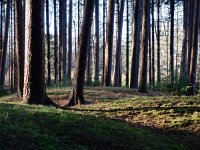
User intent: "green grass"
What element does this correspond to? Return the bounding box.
[0,86,199,149]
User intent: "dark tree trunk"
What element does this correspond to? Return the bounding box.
[23,0,52,105]
[66,0,95,106]
[138,0,150,93]
[180,0,189,82]
[157,0,161,84]
[170,0,175,83]
[104,0,115,86]
[46,0,51,86]
[94,0,100,84]
[114,0,125,87]
[15,0,25,97]
[54,0,58,85]
[0,0,11,87]
[130,0,142,88]
[126,0,129,87]
[68,0,73,82]
[189,0,200,94]
[151,0,155,88]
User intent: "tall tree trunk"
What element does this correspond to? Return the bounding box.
[15,0,25,97]
[0,0,11,87]
[23,0,52,105]
[151,0,155,88]
[130,0,142,88]
[138,0,150,93]
[189,0,200,94]
[46,0,51,86]
[66,0,95,106]
[180,0,189,83]
[114,0,125,87]
[54,0,58,85]
[104,0,115,86]
[102,0,106,84]
[157,0,161,84]
[126,0,129,87]
[170,0,175,83]
[68,0,73,82]
[94,0,100,84]
[62,0,67,84]
[0,1,3,67]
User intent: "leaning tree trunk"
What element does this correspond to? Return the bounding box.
[104,0,115,86]
[66,0,95,106]
[15,0,25,97]
[0,0,11,87]
[138,0,150,93]
[23,0,52,105]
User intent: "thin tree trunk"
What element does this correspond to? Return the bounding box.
[46,0,51,86]
[94,0,100,84]
[157,0,161,84]
[54,0,58,85]
[126,0,129,87]
[151,0,155,88]
[68,0,73,82]
[0,0,11,87]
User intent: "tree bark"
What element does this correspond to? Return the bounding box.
[138,0,150,93]
[23,0,52,105]
[130,0,142,88]
[15,0,25,97]
[157,0,161,84]
[54,0,58,85]
[66,0,95,106]
[104,0,115,86]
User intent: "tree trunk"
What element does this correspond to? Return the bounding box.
[138,0,150,93]
[46,0,51,86]
[151,0,155,88]
[130,0,142,88]
[189,0,200,94]
[94,0,100,84]
[23,0,52,105]
[0,0,11,88]
[104,0,115,86]
[126,0,129,87]
[170,0,175,83]
[157,0,161,84]
[68,0,73,82]
[54,0,58,85]
[114,0,125,87]
[66,0,95,106]
[15,0,25,97]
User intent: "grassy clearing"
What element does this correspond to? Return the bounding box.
[0,86,199,149]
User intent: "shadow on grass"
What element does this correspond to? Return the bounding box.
[0,103,196,150]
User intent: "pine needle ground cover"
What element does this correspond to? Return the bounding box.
[0,87,199,149]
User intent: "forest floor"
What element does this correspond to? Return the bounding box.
[0,86,199,149]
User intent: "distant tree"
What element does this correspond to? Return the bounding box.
[15,0,25,97]
[0,0,11,88]
[130,0,142,88]
[126,0,129,87]
[104,0,115,86]
[157,0,161,84]
[151,0,155,88]
[66,0,95,106]
[23,0,52,105]
[138,0,150,93]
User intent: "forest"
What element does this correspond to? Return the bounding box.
[0,0,199,149]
